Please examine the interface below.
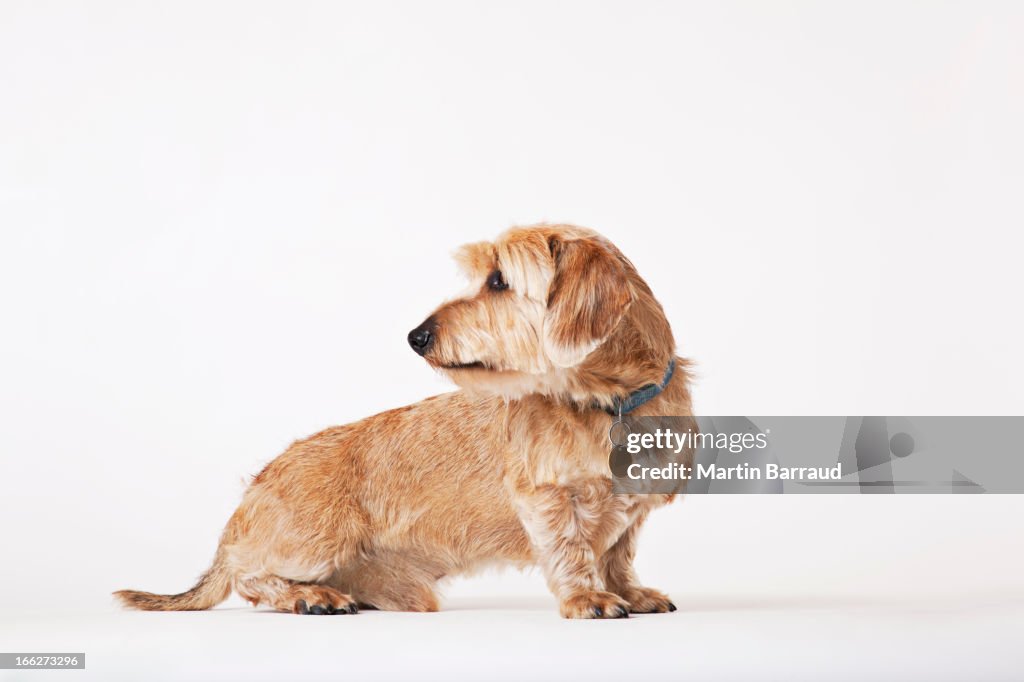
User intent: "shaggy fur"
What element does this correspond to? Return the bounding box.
[115,224,693,618]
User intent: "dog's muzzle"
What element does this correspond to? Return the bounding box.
[407,317,437,356]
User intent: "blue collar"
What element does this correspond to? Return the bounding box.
[607,358,676,416]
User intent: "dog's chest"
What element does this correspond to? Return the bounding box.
[499,404,618,488]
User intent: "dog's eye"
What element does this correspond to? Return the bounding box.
[487,270,508,292]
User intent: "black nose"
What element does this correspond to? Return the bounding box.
[407,317,437,356]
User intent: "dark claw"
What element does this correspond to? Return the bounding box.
[309,605,326,615]
[615,606,629,618]
[592,606,603,617]
[348,603,359,614]
[324,604,336,614]
[296,599,310,615]
[668,602,677,612]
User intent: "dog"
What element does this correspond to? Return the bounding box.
[115,224,693,618]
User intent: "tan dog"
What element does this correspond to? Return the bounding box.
[115,224,693,618]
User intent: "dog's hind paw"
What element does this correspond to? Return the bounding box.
[619,586,676,614]
[559,590,631,619]
[290,586,358,615]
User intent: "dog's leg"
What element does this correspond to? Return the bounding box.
[599,511,676,614]
[352,578,440,613]
[515,480,631,619]
[333,557,441,612]
[236,575,359,615]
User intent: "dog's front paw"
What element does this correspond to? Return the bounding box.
[559,590,630,619]
[619,586,676,614]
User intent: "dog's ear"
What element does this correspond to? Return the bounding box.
[543,236,634,368]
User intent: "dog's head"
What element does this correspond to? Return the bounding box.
[407,224,674,402]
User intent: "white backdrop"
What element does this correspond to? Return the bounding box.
[1,2,1022,680]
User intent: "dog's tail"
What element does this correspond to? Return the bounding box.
[113,546,232,611]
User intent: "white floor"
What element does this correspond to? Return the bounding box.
[3,588,1022,681]
[3,498,1023,681]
